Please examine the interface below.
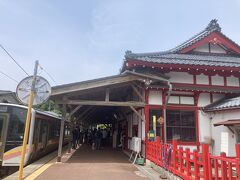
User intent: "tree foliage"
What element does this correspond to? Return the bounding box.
[37,100,61,115]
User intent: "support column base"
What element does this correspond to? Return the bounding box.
[57,156,61,162]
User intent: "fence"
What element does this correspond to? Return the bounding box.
[146,140,240,180]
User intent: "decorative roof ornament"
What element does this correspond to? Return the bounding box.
[125,50,132,55]
[206,19,221,32]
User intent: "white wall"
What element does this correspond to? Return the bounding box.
[168,95,194,105]
[210,44,226,53]
[168,96,179,104]
[198,93,211,107]
[180,96,194,105]
[227,76,239,87]
[148,90,162,105]
[210,110,239,156]
[193,43,209,53]
[166,72,193,84]
[198,110,211,145]
[193,43,226,54]
[196,74,209,85]
[211,75,224,86]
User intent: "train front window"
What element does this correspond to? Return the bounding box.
[7,107,27,142]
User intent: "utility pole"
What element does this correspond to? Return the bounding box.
[18,60,38,180]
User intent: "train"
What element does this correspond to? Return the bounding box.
[0,103,70,171]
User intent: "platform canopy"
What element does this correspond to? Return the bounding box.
[51,70,169,162]
[50,70,169,124]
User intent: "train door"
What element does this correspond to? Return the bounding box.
[33,120,41,152]
[0,114,8,161]
[41,122,48,150]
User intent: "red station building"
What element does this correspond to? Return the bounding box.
[122,19,240,157]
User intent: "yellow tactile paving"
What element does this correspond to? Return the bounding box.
[24,157,56,180]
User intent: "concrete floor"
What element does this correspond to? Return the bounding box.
[36,145,149,180]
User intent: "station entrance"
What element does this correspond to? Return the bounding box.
[50,70,168,162]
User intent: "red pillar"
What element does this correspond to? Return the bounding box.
[202,144,209,180]
[236,144,240,179]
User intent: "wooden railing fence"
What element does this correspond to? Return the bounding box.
[146,140,240,179]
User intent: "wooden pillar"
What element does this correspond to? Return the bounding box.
[57,104,66,162]
[67,119,72,154]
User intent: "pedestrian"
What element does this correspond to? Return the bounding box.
[96,128,103,150]
[72,127,78,149]
[76,126,81,146]
[92,128,97,150]
[84,129,88,144]
[102,129,107,147]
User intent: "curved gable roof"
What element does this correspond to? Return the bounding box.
[124,20,240,69]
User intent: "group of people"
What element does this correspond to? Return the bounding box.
[72,127,109,150]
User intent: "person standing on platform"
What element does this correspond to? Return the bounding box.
[96,128,103,150]
[102,129,107,147]
[72,127,78,149]
[92,128,97,150]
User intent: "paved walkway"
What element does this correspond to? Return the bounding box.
[35,145,149,180]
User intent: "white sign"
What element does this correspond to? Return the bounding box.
[130,137,141,153]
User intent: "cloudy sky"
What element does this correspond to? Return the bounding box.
[0,0,240,91]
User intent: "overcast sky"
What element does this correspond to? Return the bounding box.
[0,0,240,91]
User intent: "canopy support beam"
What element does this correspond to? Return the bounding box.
[57,104,66,162]
[69,105,83,117]
[130,106,145,122]
[131,84,144,102]
[56,100,145,107]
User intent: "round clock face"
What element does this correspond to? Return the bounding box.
[16,76,51,106]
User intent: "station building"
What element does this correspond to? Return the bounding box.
[52,19,240,160]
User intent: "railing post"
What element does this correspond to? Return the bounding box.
[179,147,184,173]
[207,152,212,180]
[202,144,209,180]
[186,148,191,176]
[193,150,200,180]
[220,152,227,180]
[172,140,177,170]
[236,144,240,179]
[157,141,160,165]
[146,141,149,159]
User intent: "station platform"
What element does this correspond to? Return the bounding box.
[27,145,149,180]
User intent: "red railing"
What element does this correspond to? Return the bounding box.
[146,140,240,180]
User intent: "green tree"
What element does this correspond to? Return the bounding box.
[37,100,61,115]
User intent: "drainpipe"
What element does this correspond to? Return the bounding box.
[164,82,172,143]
